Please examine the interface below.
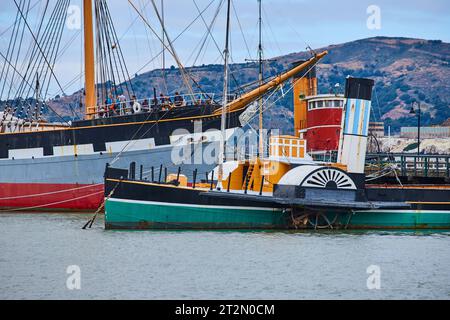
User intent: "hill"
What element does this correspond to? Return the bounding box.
[48,36,450,134]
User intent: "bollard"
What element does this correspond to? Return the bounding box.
[129,162,136,180]
[227,172,232,192]
[259,175,265,195]
[193,169,197,189]
[210,170,214,191]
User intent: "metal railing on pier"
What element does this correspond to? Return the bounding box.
[366,153,450,178]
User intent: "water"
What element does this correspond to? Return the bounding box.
[0,213,449,300]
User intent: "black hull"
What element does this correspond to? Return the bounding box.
[366,187,450,210]
[105,177,282,210]
[106,172,450,212]
[0,105,243,159]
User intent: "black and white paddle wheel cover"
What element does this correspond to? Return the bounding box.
[278,165,357,190]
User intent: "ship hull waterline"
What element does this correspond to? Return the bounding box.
[0,144,220,212]
[0,105,244,212]
[104,197,450,230]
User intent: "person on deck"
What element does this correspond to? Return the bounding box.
[142,99,150,112]
[115,96,121,115]
[105,95,113,117]
[129,95,137,114]
[151,96,158,108]
[98,105,106,118]
[174,92,184,107]
[118,93,126,115]
[107,94,116,117]
[160,93,172,110]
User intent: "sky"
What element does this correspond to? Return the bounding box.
[0,0,449,98]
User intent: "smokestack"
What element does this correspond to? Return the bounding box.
[337,77,375,174]
[292,60,317,136]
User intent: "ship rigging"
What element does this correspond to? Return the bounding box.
[0,0,326,212]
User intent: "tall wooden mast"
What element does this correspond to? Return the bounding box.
[217,0,231,190]
[257,0,263,157]
[83,0,96,120]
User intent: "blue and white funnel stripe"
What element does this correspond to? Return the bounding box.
[343,98,372,137]
[338,77,375,174]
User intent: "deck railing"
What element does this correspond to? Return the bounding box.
[366,153,450,178]
[87,92,239,119]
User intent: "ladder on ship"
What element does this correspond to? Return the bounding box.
[242,161,259,191]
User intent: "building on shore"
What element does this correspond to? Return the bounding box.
[400,126,450,139]
[368,122,385,137]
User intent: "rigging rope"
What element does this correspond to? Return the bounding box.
[0,0,25,100]
[13,0,67,98]
[93,0,135,108]
[4,0,74,123]
[0,0,40,38]
[129,0,217,103]
[82,180,121,229]
[231,0,253,61]
[15,0,53,100]
[131,0,215,74]
[190,0,245,96]
[5,0,31,101]
[0,183,103,201]
[0,190,104,213]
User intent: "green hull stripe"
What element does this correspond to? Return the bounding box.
[105,198,288,228]
[107,198,278,211]
[105,199,450,230]
[332,210,450,228]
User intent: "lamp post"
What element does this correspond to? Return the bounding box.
[409,101,421,155]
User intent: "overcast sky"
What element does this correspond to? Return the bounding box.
[0,0,449,97]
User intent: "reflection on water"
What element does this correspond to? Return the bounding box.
[0,213,449,299]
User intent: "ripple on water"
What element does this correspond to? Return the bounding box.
[0,213,449,299]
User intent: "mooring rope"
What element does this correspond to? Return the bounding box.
[0,183,103,201]
[0,190,103,212]
[82,180,121,229]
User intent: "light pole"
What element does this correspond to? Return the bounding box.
[409,101,421,155]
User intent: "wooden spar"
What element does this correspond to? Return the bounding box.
[83,0,96,120]
[213,50,328,115]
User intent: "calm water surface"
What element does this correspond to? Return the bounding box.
[0,213,449,299]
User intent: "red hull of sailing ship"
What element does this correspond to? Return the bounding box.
[0,183,104,211]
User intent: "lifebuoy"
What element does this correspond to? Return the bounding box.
[133,102,142,113]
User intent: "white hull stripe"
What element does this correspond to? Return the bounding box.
[5,139,175,160]
[107,197,282,212]
[356,209,450,214]
[3,132,238,160]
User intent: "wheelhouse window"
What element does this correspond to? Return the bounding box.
[308,98,344,110]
